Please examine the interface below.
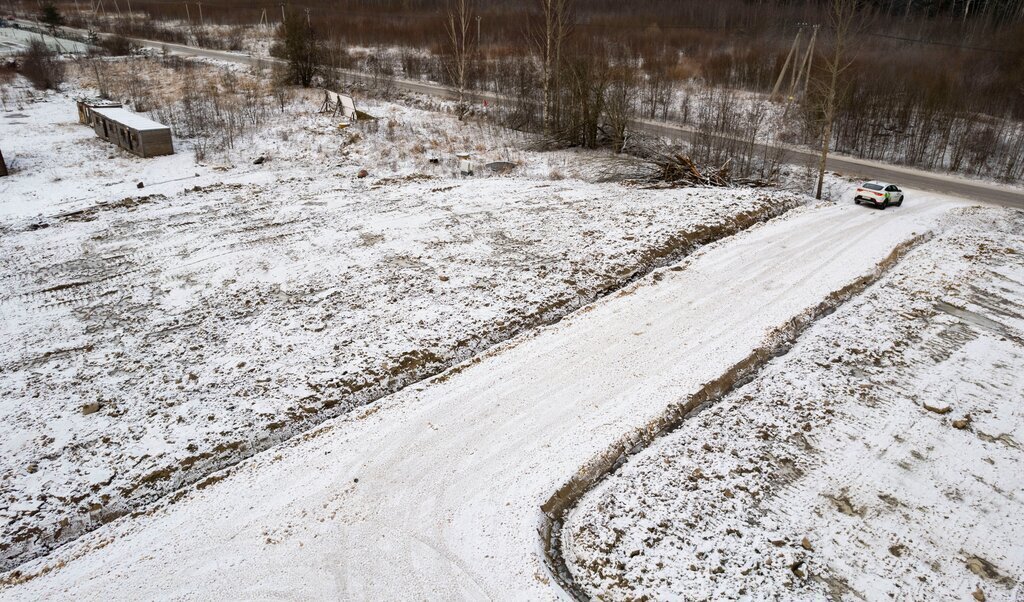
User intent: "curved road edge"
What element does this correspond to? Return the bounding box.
[538,231,934,600]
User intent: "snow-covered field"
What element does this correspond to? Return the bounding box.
[562,206,1024,601]
[0,69,803,570]
[4,48,1021,602]
[0,192,970,600]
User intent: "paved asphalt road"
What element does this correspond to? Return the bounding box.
[20,20,1024,209]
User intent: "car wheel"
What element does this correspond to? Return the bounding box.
[880,200,888,210]
[897,195,904,207]
[854,198,861,205]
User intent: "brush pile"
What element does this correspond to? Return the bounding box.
[645,151,733,187]
[595,136,774,188]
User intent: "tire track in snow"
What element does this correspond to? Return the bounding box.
[540,231,934,600]
[0,200,966,600]
[0,189,802,573]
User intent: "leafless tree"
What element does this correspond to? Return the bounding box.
[271,8,320,87]
[444,0,475,114]
[640,50,674,120]
[814,0,861,200]
[604,61,637,152]
[366,46,397,98]
[531,0,572,133]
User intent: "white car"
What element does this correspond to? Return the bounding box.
[854,181,904,209]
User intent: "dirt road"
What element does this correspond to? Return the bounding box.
[0,196,970,600]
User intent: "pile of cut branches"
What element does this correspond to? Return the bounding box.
[647,151,732,187]
[594,136,773,188]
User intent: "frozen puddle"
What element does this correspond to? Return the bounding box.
[1,196,967,599]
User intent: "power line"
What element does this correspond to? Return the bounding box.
[864,31,1009,53]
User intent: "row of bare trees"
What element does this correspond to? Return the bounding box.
[32,0,1024,183]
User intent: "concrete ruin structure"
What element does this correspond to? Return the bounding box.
[77,100,174,158]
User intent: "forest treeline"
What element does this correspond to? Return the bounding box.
[19,0,1024,181]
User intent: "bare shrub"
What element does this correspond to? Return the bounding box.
[270,65,295,112]
[225,26,246,52]
[319,39,353,89]
[97,34,136,56]
[639,49,675,120]
[366,47,396,98]
[0,60,16,85]
[123,63,154,111]
[83,58,112,99]
[399,48,429,80]
[442,0,476,112]
[270,9,321,87]
[19,39,65,91]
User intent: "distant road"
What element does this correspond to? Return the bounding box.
[24,19,1024,209]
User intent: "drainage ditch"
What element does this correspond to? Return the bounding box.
[539,231,934,600]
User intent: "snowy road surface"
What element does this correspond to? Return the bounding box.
[0,197,968,599]
[0,29,88,56]
[562,207,1024,600]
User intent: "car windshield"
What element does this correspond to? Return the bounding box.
[863,183,884,191]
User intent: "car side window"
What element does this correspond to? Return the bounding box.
[885,185,895,191]
[893,186,901,192]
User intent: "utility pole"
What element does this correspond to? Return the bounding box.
[783,24,818,117]
[197,1,203,26]
[184,1,190,24]
[280,3,286,23]
[476,14,481,53]
[771,27,803,101]
[801,25,818,98]
[305,6,310,26]
[259,7,267,26]
[791,24,818,100]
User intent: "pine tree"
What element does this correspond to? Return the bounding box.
[39,3,65,35]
